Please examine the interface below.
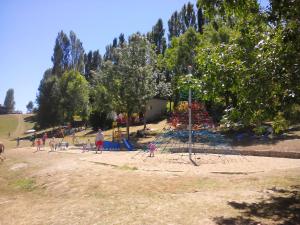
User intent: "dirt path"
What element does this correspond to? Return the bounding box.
[12,114,25,138]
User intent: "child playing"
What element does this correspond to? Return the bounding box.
[95,129,104,154]
[82,139,91,153]
[36,138,42,151]
[148,142,156,157]
[49,137,56,152]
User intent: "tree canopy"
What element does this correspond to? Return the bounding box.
[35,1,300,135]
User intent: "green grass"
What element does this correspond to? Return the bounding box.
[12,178,36,191]
[118,164,138,171]
[23,114,36,132]
[0,115,18,137]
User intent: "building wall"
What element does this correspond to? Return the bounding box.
[145,99,167,121]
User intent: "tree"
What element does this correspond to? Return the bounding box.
[26,101,34,113]
[51,30,85,76]
[196,2,204,33]
[168,11,182,41]
[59,70,90,122]
[147,19,167,55]
[182,2,197,31]
[164,28,201,106]
[69,31,85,73]
[4,89,15,113]
[36,69,62,128]
[118,33,126,47]
[51,31,70,77]
[114,33,156,138]
[84,50,102,82]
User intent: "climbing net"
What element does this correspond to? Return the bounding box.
[133,101,249,164]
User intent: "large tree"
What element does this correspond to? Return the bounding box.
[147,19,167,55]
[51,30,85,76]
[98,33,157,138]
[36,69,62,128]
[4,88,15,113]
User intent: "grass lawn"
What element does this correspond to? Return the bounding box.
[0,114,18,137]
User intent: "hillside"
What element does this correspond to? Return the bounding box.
[0,114,35,149]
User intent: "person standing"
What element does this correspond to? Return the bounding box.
[16,137,20,147]
[31,132,37,147]
[42,133,48,146]
[36,138,42,151]
[95,129,104,154]
[49,137,56,152]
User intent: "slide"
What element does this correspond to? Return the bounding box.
[103,141,120,150]
[122,138,133,151]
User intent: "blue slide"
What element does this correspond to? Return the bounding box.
[103,141,120,150]
[122,138,134,151]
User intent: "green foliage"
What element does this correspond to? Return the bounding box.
[36,1,299,132]
[284,104,300,124]
[272,112,289,135]
[59,70,90,122]
[26,101,34,113]
[36,69,63,128]
[4,88,15,113]
[147,18,167,55]
[253,126,268,136]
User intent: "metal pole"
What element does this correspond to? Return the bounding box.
[188,87,192,160]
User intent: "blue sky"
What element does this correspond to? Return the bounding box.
[0,0,269,112]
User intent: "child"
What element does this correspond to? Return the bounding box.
[16,137,20,147]
[36,138,42,151]
[82,139,91,153]
[95,129,104,154]
[49,137,56,152]
[42,133,48,146]
[148,142,156,157]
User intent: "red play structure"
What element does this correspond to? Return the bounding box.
[169,101,214,130]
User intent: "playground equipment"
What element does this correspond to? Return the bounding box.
[169,102,214,130]
[110,121,134,151]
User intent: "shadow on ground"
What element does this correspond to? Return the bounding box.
[213,186,300,225]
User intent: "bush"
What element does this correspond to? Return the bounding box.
[253,125,268,135]
[272,112,289,135]
[285,104,300,124]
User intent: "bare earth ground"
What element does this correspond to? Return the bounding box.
[0,146,299,225]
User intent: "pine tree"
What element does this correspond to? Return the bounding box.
[149,19,167,55]
[51,31,70,76]
[26,101,34,113]
[196,2,204,34]
[168,11,182,41]
[69,31,85,73]
[4,89,15,113]
[118,33,125,47]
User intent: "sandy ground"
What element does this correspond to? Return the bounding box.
[0,146,299,225]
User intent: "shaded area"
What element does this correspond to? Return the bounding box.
[226,124,300,147]
[214,186,300,225]
[211,171,263,175]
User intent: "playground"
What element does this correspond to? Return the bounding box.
[1,112,300,224]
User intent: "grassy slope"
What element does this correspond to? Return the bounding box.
[0,114,35,149]
[0,115,18,137]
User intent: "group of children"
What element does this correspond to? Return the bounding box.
[28,128,157,156]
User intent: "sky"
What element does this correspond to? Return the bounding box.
[0,0,269,112]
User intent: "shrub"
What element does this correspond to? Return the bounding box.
[272,112,289,135]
